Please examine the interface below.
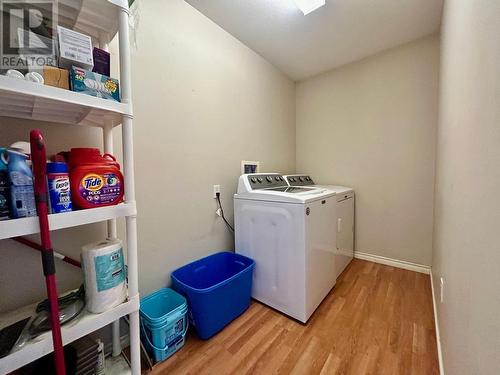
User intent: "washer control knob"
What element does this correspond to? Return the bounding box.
[266,176,273,182]
[275,176,280,181]
[299,177,305,182]
[258,177,263,183]
[306,177,311,181]
[251,177,257,183]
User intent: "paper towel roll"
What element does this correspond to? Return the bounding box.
[81,239,127,313]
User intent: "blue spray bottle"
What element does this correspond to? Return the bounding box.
[0,148,11,220]
[7,149,37,218]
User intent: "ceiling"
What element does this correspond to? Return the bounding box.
[185,0,443,81]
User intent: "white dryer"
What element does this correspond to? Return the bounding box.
[284,175,354,279]
[234,173,337,323]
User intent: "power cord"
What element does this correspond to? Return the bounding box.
[216,192,235,232]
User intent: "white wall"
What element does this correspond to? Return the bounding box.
[432,0,500,374]
[296,35,440,266]
[118,0,296,296]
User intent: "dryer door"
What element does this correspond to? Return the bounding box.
[336,195,354,277]
[304,196,337,320]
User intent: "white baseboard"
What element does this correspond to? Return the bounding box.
[354,251,431,274]
[430,270,445,375]
[354,251,442,372]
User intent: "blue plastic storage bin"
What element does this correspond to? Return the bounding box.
[140,288,189,362]
[171,251,255,340]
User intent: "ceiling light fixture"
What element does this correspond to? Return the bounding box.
[293,0,326,15]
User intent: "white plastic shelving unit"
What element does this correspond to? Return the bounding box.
[0,203,136,240]
[0,75,130,127]
[0,295,139,375]
[0,1,140,374]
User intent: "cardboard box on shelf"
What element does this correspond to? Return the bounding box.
[57,26,94,70]
[43,66,69,89]
[69,66,120,102]
[92,48,110,77]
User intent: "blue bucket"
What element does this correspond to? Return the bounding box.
[171,251,255,340]
[140,288,188,362]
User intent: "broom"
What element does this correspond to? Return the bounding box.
[30,129,66,375]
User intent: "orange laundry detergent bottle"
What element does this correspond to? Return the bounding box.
[69,148,124,209]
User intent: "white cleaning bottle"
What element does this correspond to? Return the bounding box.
[95,339,105,375]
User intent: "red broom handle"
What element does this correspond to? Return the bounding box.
[30,130,66,375]
[13,237,81,268]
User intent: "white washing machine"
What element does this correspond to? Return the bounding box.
[284,175,354,279]
[234,173,337,323]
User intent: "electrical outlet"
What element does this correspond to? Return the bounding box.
[213,185,221,199]
[440,277,444,303]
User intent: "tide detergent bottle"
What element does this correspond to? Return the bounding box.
[6,149,36,218]
[69,148,124,209]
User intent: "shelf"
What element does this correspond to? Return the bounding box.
[57,0,128,45]
[0,2,140,373]
[0,203,136,240]
[0,294,139,375]
[0,76,131,127]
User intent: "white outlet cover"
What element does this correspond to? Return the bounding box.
[213,185,221,198]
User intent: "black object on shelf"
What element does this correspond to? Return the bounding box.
[0,317,30,358]
[15,335,99,375]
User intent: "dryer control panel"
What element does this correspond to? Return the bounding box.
[284,175,315,186]
[247,174,287,190]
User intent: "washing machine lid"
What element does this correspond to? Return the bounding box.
[234,187,333,203]
[266,186,315,193]
[235,173,335,203]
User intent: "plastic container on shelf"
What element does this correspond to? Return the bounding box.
[0,148,11,219]
[171,251,255,340]
[47,162,72,213]
[5,149,36,218]
[68,148,124,209]
[140,288,188,363]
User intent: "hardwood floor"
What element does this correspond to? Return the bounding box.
[150,259,439,375]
